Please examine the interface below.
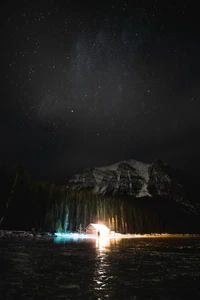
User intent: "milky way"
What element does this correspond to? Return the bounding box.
[36,18,155,130]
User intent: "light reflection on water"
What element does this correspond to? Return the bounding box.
[1,236,200,299]
[95,236,122,251]
[93,237,115,295]
[54,235,123,297]
[54,235,122,251]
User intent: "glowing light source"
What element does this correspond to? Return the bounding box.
[87,223,110,236]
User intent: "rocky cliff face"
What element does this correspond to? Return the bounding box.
[68,159,151,197]
[68,159,198,214]
[148,159,197,214]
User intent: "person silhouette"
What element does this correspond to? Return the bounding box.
[97,230,100,237]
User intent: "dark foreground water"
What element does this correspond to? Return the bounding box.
[0,236,200,300]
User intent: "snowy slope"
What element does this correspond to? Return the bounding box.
[68,159,152,197]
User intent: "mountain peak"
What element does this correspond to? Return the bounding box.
[68,159,153,197]
[67,158,198,215]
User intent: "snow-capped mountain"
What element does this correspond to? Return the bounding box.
[67,158,200,232]
[67,158,199,215]
[68,159,151,197]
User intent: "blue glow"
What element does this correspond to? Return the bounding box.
[53,232,183,244]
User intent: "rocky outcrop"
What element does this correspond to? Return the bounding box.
[68,159,151,197]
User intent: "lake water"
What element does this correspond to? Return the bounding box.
[0,236,200,299]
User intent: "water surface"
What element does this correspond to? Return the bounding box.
[0,236,200,299]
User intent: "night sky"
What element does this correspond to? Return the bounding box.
[1,0,200,183]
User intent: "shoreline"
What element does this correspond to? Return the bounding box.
[1,230,200,240]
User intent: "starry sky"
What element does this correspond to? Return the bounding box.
[1,0,200,182]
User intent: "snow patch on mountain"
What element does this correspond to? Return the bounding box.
[128,160,152,197]
[69,159,153,197]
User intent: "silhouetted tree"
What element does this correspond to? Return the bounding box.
[0,164,26,227]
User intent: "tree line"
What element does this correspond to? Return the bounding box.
[0,165,199,233]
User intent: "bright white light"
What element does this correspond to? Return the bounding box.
[54,232,193,241]
[90,223,110,236]
[95,236,122,251]
[96,236,110,250]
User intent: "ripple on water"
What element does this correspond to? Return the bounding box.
[0,237,200,299]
